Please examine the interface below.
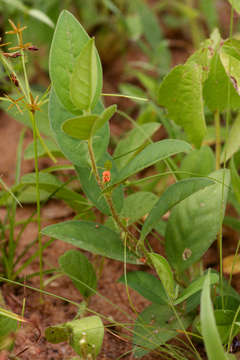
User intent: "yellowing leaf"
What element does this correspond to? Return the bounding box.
[223,254,240,275]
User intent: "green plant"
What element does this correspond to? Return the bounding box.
[1,1,240,359]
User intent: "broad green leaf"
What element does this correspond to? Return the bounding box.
[174,273,219,305]
[200,272,228,360]
[62,105,116,140]
[158,62,206,148]
[59,250,97,298]
[49,10,102,113]
[113,122,160,170]
[70,38,99,111]
[228,0,240,14]
[133,304,192,358]
[62,115,99,140]
[24,138,63,160]
[203,53,240,112]
[49,88,109,166]
[221,114,240,163]
[148,253,175,299]
[165,170,230,272]
[120,192,158,224]
[118,271,167,304]
[180,146,215,179]
[75,152,124,215]
[42,221,138,264]
[141,177,214,241]
[110,139,192,187]
[187,35,218,82]
[66,316,104,356]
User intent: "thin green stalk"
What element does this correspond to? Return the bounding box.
[29,111,43,295]
[8,129,25,278]
[185,0,202,49]
[168,299,202,360]
[219,3,235,309]
[228,238,240,289]
[215,110,221,170]
[13,239,53,279]
[227,305,240,352]
[117,109,178,181]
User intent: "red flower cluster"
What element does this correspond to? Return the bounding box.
[102,170,111,183]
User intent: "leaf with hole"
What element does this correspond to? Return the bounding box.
[165,170,230,272]
[66,316,104,356]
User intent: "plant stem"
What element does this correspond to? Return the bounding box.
[185,0,202,49]
[29,111,43,296]
[87,138,137,249]
[215,110,221,170]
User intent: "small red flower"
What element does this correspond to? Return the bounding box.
[102,170,111,184]
[139,257,146,264]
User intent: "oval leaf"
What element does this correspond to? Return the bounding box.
[42,220,138,264]
[62,115,99,140]
[59,250,97,298]
[148,253,175,299]
[165,170,230,272]
[62,105,117,141]
[70,38,99,111]
[49,10,102,113]
[158,62,206,148]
